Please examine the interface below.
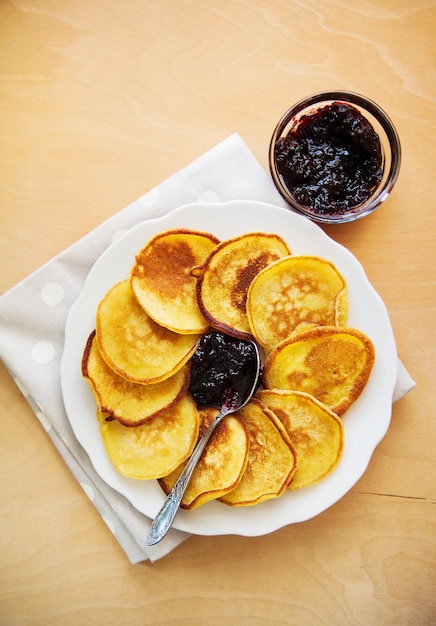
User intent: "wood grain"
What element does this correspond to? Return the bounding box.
[1,1,435,624]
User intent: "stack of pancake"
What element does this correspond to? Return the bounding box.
[82,228,375,509]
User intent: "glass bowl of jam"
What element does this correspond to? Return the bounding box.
[269,91,401,224]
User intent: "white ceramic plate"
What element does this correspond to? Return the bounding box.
[61,200,397,536]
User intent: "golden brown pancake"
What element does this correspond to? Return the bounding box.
[257,389,344,489]
[246,255,348,351]
[82,331,190,426]
[262,325,375,416]
[195,232,291,339]
[130,229,219,334]
[96,279,200,384]
[158,407,249,509]
[98,393,200,480]
[218,398,298,506]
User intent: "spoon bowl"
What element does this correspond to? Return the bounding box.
[147,338,261,546]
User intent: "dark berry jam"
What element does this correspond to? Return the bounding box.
[189,332,259,407]
[274,102,383,215]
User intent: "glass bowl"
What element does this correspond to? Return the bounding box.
[269,91,401,224]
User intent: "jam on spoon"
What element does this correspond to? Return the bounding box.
[147,332,261,546]
[189,331,261,407]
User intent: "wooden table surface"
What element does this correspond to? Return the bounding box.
[1,1,434,624]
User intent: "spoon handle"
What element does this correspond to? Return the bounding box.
[147,410,225,546]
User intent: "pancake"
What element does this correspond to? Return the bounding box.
[246,255,348,351]
[98,392,200,480]
[195,232,291,339]
[158,407,249,509]
[82,331,190,426]
[97,409,111,424]
[96,279,200,384]
[262,325,375,416]
[257,389,344,489]
[130,229,219,334]
[218,398,297,506]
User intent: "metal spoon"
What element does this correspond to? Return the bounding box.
[146,340,260,546]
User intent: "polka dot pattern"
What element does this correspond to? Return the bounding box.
[112,229,128,244]
[36,411,52,432]
[102,516,116,535]
[31,341,55,364]
[41,282,64,306]
[34,282,64,365]
[14,376,29,397]
[80,482,95,501]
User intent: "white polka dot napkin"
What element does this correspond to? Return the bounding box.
[0,133,415,563]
